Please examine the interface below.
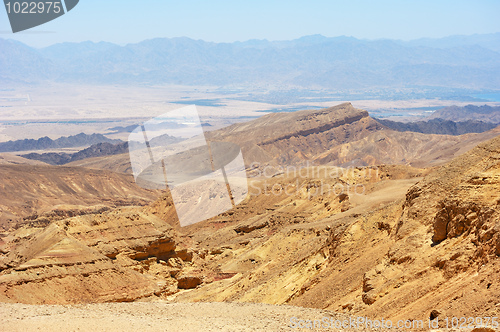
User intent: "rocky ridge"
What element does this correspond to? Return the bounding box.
[68,103,500,172]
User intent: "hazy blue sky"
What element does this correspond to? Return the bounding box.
[1,0,499,48]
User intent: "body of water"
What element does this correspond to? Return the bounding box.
[473,93,500,102]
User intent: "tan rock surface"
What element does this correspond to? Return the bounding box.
[1,103,499,330]
[0,164,160,230]
[165,135,500,327]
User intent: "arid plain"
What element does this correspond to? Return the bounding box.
[1,84,496,141]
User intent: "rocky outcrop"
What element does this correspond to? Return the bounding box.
[207,103,382,166]
[20,205,111,228]
[0,207,202,304]
[177,275,203,289]
[352,134,500,317]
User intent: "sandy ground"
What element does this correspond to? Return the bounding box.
[0,301,371,332]
[0,301,474,332]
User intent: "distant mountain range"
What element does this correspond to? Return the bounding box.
[1,34,499,90]
[0,133,121,153]
[428,104,500,123]
[20,133,184,166]
[22,142,129,165]
[377,118,497,135]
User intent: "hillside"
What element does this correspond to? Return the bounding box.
[0,162,425,305]
[428,104,500,123]
[0,102,499,328]
[0,164,159,230]
[67,153,135,174]
[1,133,499,325]
[313,127,500,168]
[158,134,500,323]
[0,153,48,166]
